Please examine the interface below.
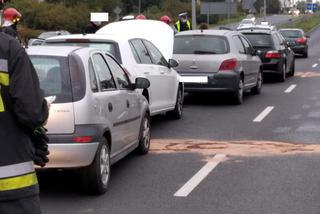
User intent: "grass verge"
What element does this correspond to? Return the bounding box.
[278,13,320,32]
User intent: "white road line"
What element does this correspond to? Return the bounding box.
[253,106,274,122]
[285,84,297,93]
[312,63,318,68]
[174,154,226,197]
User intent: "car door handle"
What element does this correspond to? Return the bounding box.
[144,71,150,75]
[190,65,198,69]
[160,71,165,74]
[126,100,130,108]
[108,103,113,112]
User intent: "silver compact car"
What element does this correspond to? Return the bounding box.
[173,30,263,104]
[27,46,151,195]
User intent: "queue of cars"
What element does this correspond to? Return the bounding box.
[27,19,306,195]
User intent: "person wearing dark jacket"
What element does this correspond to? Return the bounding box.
[84,21,101,34]
[0,32,49,213]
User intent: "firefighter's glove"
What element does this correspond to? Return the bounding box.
[32,127,50,167]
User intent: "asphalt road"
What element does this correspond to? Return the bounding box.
[217,14,296,30]
[40,26,320,214]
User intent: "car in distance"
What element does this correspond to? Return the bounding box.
[44,20,184,119]
[238,26,295,81]
[28,30,70,46]
[27,46,151,194]
[173,29,263,104]
[237,18,256,30]
[279,28,309,58]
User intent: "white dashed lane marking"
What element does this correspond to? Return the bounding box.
[253,106,274,122]
[312,63,318,68]
[174,154,226,197]
[285,84,297,93]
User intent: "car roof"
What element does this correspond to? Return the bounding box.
[26,46,93,57]
[279,28,303,32]
[175,29,233,36]
[45,33,129,43]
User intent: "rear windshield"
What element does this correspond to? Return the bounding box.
[174,35,229,54]
[44,41,121,63]
[242,33,273,48]
[29,56,73,103]
[279,30,303,38]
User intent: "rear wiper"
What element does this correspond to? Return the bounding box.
[193,50,217,54]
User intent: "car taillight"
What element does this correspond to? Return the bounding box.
[265,51,281,58]
[219,58,238,71]
[73,136,93,143]
[295,37,307,44]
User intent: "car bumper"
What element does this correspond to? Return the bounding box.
[180,72,239,92]
[262,61,281,74]
[291,45,307,54]
[38,143,99,169]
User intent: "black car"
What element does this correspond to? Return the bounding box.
[279,28,309,58]
[239,28,295,82]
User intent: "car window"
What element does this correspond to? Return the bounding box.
[88,59,99,92]
[272,33,281,47]
[30,56,73,104]
[239,36,251,54]
[92,54,117,91]
[233,36,245,54]
[45,41,121,63]
[242,33,273,48]
[174,35,229,54]
[130,39,153,64]
[143,40,168,67]
[280,30,303,38]
[104,55,130,89]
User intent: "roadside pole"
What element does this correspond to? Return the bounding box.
[192,0,196,30]
[263,0,266,21]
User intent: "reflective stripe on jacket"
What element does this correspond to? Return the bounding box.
[175,20,191,32]
[0,32,48,201]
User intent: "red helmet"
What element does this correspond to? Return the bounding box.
[136,14,146,20]
[160,15,171,25]
[3,7,22,23]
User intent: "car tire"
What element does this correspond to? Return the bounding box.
[81,137,110,195]
[232,77,244,105]
[279,62,286,82]
[303,48,308,58]
[167,86,183,119]
[288,59,295,77]
[135,113,151,155]
[251,70,263,95]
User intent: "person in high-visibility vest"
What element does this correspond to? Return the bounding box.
[175,12,191,32]
[0,26,49,213]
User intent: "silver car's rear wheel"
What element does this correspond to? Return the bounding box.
[81,137,110,195]
[136,113,151,155]
[232,78,244,105]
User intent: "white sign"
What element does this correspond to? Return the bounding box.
[90,12,109,22]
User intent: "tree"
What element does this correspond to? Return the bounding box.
[254,0,281,14]
[297,1,306,13]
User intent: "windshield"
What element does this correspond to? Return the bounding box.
[29,56,73,103]
[279,30,303,38]
[174,35,229,54]
[242,33,274,48]
[45,41,119,62]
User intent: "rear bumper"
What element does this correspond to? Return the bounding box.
[180,71,239,93]
[39,143,99,169]
[291,45,307,54]
[262,61,281,74]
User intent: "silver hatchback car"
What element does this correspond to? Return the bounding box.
[173,30,263,104]
[27,46,151,194]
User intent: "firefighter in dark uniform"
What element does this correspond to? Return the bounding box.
[0,29,49,213]
[1,7,22,39]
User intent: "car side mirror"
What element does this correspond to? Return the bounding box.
[133,77,150,90]
[168,59,179,68]
[305,34,310,38]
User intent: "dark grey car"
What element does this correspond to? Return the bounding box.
[279,28,309,58]
[173,30,263,104]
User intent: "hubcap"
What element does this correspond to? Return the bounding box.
[141,117,150,148]
[257,72,262,88]
[100,144,110,186]
[177,89,183,115]
[238,80,244,100]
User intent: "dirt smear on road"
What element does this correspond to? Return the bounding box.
[295,71,320,78]
[151,139,320,158]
